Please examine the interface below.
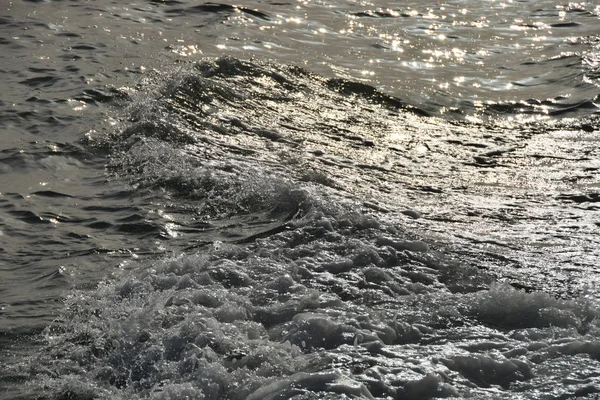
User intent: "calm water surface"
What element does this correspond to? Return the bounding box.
[1,0,599,399]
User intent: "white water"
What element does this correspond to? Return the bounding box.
[1,1,599,399]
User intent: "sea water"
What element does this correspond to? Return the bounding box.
[0,1,599,399]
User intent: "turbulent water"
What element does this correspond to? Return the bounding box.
[1,1,599,399]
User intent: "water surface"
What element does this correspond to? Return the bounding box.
[1,1,599,399]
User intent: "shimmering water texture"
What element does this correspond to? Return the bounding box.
[204,0,600,118]
[0,1,599,399]
[1,57,596,400]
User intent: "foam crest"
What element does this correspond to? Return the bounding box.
[469,283,596,330]
[16,57,600,399]
[22,205,600,399]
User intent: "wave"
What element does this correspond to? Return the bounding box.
[8,57,600,399]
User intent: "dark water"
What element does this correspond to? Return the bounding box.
[1,1,599,399]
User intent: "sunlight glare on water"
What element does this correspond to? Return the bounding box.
[0,0,599,399]
[209,0,600,117]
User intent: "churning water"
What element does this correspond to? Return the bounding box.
[1,1,599,399]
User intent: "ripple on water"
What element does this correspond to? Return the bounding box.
[3,56,595,399]
[1,0,599,396]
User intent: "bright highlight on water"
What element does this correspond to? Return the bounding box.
[0,1,599,399]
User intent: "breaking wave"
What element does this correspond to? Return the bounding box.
[8,57,600,400]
